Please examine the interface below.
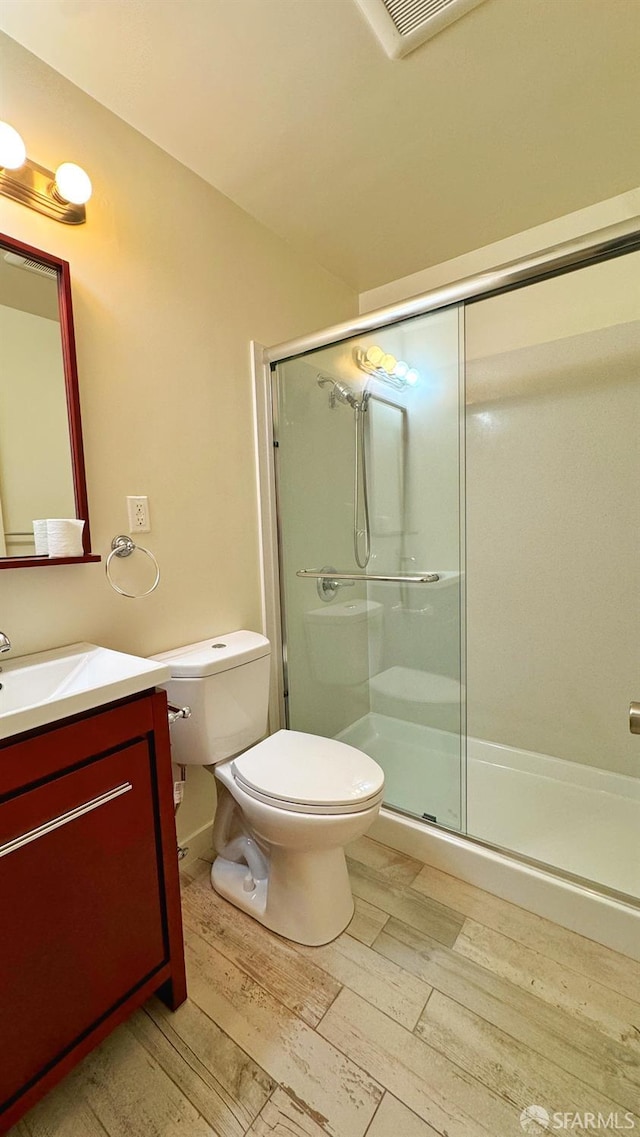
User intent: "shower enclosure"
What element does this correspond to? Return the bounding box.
[257,223,640,925]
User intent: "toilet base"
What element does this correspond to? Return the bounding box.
[210,857,269,923]
[211,845,355,946]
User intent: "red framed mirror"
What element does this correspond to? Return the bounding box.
[0,233,98,568]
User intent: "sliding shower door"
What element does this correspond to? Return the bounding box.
[273,306,465,829]
[465,250,640,898]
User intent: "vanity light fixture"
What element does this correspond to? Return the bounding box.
[354,345,419,390]
[0,121,92,225]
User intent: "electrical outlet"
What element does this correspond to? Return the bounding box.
[127,495,150,533]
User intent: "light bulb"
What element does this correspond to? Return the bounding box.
[394,360,409,379]
[0,122,26,170]
[365,345,384,367]
[54,162,92,205]
[406,369,419,386]
[381,353,397,373]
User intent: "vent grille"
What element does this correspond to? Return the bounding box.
[3,252,57,278]
[355,0,485,59]
[383,0,457,37]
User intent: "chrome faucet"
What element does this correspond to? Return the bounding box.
[0,631,11,654]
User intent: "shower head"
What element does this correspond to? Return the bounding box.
[334,380,359,408]
[317,373,368,411]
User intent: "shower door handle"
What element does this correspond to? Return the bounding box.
[630,703,640,735]
[296,569,440,583]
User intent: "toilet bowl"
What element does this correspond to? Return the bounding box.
[153,632,384,945]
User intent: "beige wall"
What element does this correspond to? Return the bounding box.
[360,188,640,312]
[0,34,356,843]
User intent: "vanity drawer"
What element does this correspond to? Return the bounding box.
[0,739,166,1110]
[0,695,155,796]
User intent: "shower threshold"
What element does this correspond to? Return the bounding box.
[337,711,640,900]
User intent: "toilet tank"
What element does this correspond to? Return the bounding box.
[304,599,383,686]
[152,631,271,765]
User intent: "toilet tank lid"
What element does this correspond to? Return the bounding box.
[152,630,270,677]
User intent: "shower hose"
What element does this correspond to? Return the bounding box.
[354,400,371,569]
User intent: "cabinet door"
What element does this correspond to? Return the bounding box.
[0,740,166,1109]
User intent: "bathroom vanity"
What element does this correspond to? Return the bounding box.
[0,660,186,1132]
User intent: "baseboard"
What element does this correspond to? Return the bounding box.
[176,822,214,870]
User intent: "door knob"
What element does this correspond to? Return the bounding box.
[630,703,640,735]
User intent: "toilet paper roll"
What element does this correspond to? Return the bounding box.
[32,520,49,555]
[46,518,85,558]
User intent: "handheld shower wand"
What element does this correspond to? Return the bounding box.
[317,374,371,567]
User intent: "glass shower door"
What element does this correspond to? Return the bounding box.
[464,249,640,898]
[273,305,464,829]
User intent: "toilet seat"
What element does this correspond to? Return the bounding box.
[230,778,384,815]
[231,729,384,815]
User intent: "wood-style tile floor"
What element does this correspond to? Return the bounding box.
[10,837,640,1137]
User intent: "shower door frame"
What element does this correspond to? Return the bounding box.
[252,218,640,906]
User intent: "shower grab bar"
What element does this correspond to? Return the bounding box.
[296,569,440,583]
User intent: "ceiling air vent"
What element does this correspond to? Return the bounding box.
[355,0,486,59]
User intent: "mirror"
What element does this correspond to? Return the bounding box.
[0,234,97,567]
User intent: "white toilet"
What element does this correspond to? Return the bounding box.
[154,630,384,945]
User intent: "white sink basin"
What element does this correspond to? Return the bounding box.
[0,643,171,740]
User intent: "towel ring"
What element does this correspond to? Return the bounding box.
[106,535,160,598]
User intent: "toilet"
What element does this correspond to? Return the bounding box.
[153,631,384,945]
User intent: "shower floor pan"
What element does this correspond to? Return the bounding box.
[338,712,640,900]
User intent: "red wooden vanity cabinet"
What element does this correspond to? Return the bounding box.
[0,689,186,1133]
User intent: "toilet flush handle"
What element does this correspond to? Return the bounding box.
[167,704,192,726]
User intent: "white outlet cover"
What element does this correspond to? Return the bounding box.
[127,495,150,532]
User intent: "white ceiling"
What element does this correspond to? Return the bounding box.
[1,0,639,291]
